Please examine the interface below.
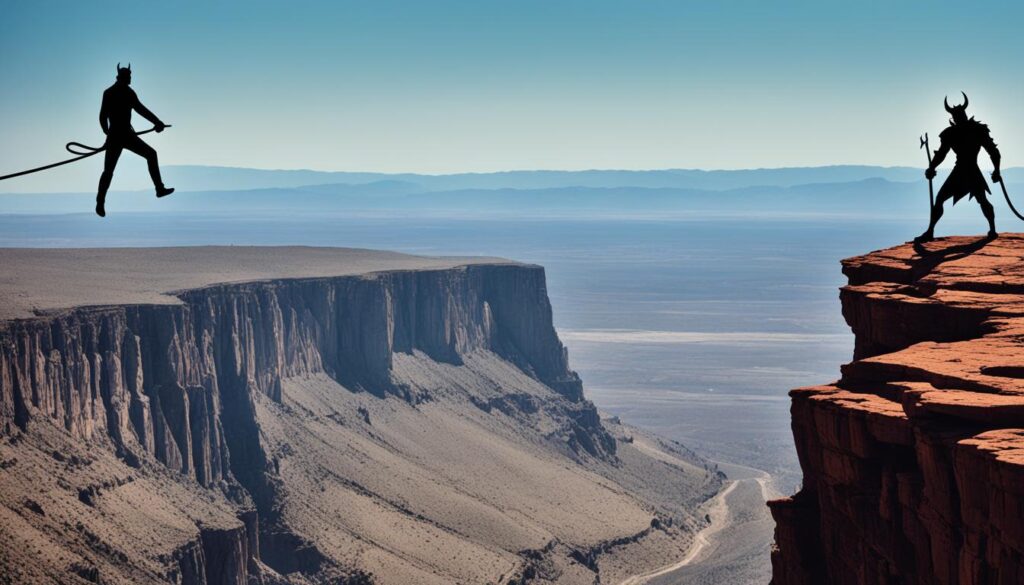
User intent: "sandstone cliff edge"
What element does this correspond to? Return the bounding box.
[770,235,1024,585]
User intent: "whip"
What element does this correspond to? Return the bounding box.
[0,125,170,182]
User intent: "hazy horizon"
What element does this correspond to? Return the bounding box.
[2,161,1010,195]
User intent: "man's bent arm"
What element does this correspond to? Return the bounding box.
[132,93,164,127]
[930,143,950,171]
[983,136,1001,175]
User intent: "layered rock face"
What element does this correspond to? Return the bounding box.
[0,265,591,457]
[0,248,720,584]
[770,235,1024,585]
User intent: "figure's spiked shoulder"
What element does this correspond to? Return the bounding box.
[963,118,993,142]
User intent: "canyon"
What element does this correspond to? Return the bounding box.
[770,235,1024,584]
[0,247,722,584]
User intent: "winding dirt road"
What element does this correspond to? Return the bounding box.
[617,459,776,585]
[618,480,740,585]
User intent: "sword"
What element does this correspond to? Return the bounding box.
[920,134,934,210]
[996,174,1024,222]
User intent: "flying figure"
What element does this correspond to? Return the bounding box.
[96,63,173,217]
[915,92,1001,243]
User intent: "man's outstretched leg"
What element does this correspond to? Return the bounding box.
[977,192,997,239]
[915,192,951,243]
[96,145,122,217]
[125,135,173,198]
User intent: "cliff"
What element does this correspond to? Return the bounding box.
[770,235,1024,585]
[0,247,721,584]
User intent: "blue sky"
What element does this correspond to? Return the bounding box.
[3,0,1024,179]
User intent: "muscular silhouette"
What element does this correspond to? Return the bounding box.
[915,92,1001,243]
[95,64,172,217]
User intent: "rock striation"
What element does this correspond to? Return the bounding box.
[0,247,720,584]
[770,235,1024,585]
[0,264,601,476]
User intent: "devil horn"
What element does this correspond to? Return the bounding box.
[127,63,131,71]
[961,91,968,109]
[117,62,121,72]
[945,96,953,113]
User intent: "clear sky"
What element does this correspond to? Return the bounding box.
[3,0,1024,176]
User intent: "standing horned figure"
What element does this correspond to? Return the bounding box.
[95,63,173,217]
[915,92,1001,243]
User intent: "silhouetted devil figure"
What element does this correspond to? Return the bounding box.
[915,92,1002,243]
[95,63,173,217]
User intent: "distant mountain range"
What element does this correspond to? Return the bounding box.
[0,164,937,193]
[2,164,1019,218]
[79,164,935,192]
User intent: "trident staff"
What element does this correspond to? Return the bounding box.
[920,133,934,210]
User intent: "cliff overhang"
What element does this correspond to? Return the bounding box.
[770,234,1024,584]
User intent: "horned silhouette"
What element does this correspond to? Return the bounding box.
[944,91,968,113]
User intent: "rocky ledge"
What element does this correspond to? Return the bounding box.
[770,235,1024,585]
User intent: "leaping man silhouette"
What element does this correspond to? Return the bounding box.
[96,63,173,217]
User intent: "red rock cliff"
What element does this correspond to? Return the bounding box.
[770,235,1024,585]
